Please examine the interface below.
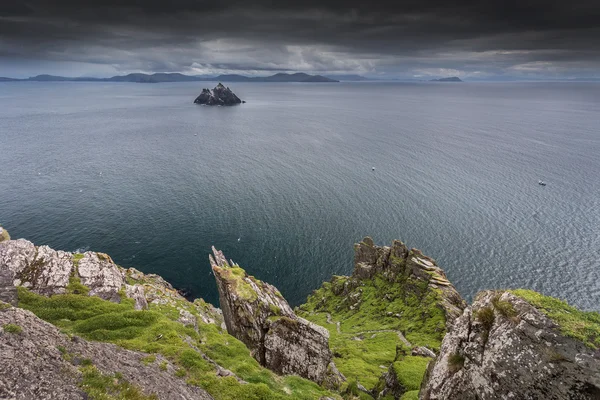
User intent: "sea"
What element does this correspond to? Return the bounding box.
[1,81,599,310]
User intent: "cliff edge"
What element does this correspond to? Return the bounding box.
[421,290,600,400]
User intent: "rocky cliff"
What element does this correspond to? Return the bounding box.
[421,290,600,400]
[0,304,213,400]
[0,229,339,400]
[194,83,243,105]
[210,246,343,389]
[2,225,600,400]
[297,237,466,399]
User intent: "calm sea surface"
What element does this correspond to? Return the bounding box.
[1,81,599,310]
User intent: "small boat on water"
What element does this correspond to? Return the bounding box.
[538,180,547,186]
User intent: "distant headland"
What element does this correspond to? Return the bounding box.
[430,76,463,82]
[0,72,339,84]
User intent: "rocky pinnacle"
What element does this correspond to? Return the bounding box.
[209,246,344,388]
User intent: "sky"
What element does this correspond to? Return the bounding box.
[1,0,599,80]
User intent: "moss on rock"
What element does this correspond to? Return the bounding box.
[511,289,600,349]
[0,226,10,243]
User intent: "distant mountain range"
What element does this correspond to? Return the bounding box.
[0,72,341,83]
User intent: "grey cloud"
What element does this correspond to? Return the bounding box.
[1,0,599,78]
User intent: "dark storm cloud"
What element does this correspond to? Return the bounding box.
[1,0,599,78]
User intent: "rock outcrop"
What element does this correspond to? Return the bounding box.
[194,83,243,105]
[421,290,600,400]
[210,247,343,388]
[0,302,213,400]
[352,237,466,329]
[0,238,223,325]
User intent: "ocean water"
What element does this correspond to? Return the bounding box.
[1,81,599,310]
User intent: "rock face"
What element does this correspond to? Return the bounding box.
[0,238,223,325]
[194,83,243,105]
[0,303,213,400]
[421,290,600,400]
[353,237,466,328]
[209,247,343,388]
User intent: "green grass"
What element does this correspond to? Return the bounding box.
[3,323,22,334]
[79,364,158,399]
[16,287,337,400]
[475,307,495,331]
[213,265,259,302]
[491,295,517,318]
[511,289,600,349]
[400,390,419,400]
[298,273,446,393]
[392,356,430,391]
[447,353,465,373]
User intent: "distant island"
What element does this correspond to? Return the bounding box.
[0,72,339,84]
[194,83,243,106]
[430,76,463,82]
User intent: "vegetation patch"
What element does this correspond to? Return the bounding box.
[0,226,10,242]
[141,355,157,365]
[447,353,465,374]
[3,323,23,334]
[73,253,85,266]
[17,287,337,400]
[298,273,446,392]
[511,289,600,349]
[491,295,517,318]
[475,306,495,342]
[79,364,158,400]
[216,266,259,303]
[400,390,419,400]
[392,356,430,391]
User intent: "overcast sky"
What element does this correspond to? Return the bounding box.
[1,0,599,79]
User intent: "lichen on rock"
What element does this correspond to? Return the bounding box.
[421,290,600,400]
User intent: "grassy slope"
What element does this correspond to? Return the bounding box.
[297,274,445,396]
[511,289,600,349]
[17,287,336,400]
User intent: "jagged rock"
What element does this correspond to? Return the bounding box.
[210,246,343,388]
[379,364,405,400]
[178,308,198,329]
[125,284,148,310]
[194,83,243,106]
[353,237,466,329]
[412,346,436,358]
[0,239,72,296]
[0,303,213,400]
[421,290,600,400]
[77,252,124,301]
[0,239,223,327]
